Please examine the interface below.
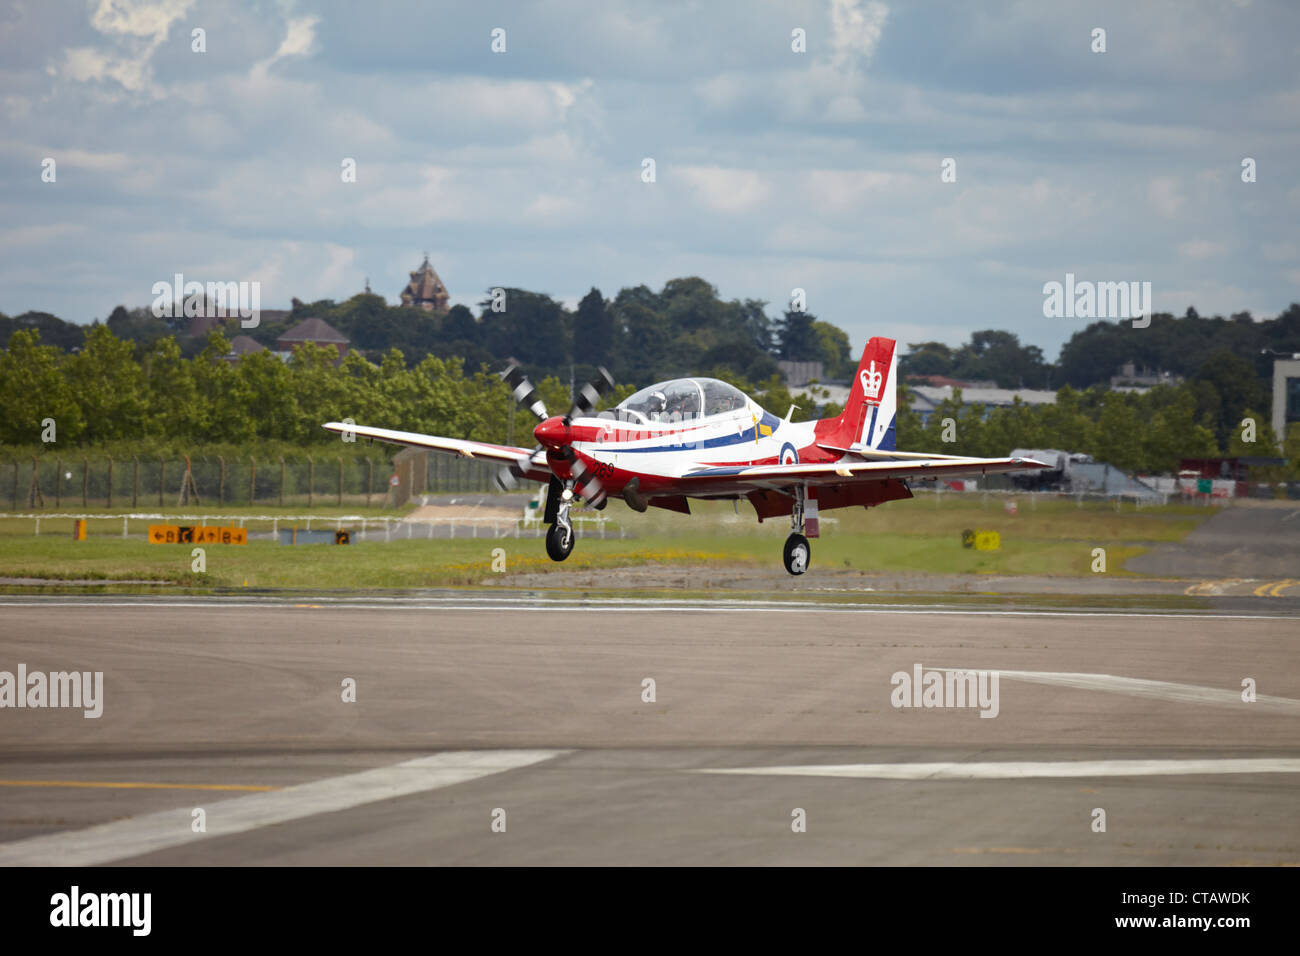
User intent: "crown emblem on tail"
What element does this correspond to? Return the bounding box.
[860,361,883,399]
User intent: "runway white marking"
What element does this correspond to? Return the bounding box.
[936,667,1300,713]
[0,599,1295,621]
[694,758,1300,781]
[0,749,568,867]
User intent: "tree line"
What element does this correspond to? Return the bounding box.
[5,278,1296,401]
[2,279,1297,476]
[0,324,833,452]
[896,384,1298,479]
[1,320,1297,478]
[901,305,1300,399]
[0,276,854,393]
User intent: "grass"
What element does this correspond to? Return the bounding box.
[0,493,1211,588]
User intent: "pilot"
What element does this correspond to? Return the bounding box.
[646,391,667,420]
[675,393,699,418]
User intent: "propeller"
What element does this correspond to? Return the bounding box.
[566,366,615,421]
[499,363,549,423]
[494,365,616,507]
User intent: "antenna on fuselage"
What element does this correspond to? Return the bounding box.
[785,403,800,423]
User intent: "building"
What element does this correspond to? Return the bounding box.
[187,310,289,339]
[906,374,998,390]
[1110,362,1183,392]
[777,360,825,388]
[400,254,449,312]
[1178,457,1287,482]
[276,317,349,363]
[905,384,1057,425]
[223,334,267,363]
[1271,356,1300,443]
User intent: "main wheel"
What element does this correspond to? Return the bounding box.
[783,533,810,575]
[545,522,574,562]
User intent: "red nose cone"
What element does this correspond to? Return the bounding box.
[534,416,570,449]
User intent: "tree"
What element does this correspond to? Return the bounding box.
[1192,348,1269,450]
[777,309,819,361]
[64,325,147,442]
[900,342,956,378]
[953,330,1050,389]
[573,288,614,367]
[0,310,86,352]
[1089,394,1144,472]
[738,298,773,354]
[481,289,570,369]
[142,336,201,439]
[0,329,84,444]
[811,320,852,379]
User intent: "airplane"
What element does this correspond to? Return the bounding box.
[323,337,1048,575]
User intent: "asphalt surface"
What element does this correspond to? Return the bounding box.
[1,595,1297,865]
[1128,504,1300,579]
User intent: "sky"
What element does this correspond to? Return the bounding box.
[1,0,1297,361]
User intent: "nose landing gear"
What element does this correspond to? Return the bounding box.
[544,478,576,562]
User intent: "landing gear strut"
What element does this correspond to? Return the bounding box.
[545,480,576,562]
[783,485,810,575]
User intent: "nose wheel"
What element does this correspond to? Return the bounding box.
[783,533,810,575]
[546,521,574,561]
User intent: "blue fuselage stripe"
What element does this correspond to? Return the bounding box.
[605,411,779,454]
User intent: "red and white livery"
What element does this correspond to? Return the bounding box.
[324,337,1046,574]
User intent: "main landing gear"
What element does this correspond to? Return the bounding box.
[783,485,811,576]
[544,478,576,562]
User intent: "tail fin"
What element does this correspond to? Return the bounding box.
[817,337,897,451]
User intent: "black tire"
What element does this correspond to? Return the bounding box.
[783,533,810,575]
[545,522,574,562]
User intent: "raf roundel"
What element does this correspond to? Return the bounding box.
[779,443,799,466]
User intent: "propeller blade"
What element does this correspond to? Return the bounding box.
[500,364,549,422]
[495,446,546,491]
[567,366,616,420]
[568,457,607,508]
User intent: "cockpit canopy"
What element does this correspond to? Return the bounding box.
[609,377,749,424]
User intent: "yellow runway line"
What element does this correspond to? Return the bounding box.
[0,779,279,792]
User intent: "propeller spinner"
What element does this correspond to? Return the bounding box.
[495,365,615,507]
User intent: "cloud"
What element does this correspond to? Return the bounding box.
[272,16,318,61]
[5,0,1298,361]
[52,0,193,94]
[90,0,192,43]
[1177,240,1227,260]
[58,46,149,91]
[249,15,319,83]
[829,0,889,73]
[1148,177,1185,218]
[680,167,770,213]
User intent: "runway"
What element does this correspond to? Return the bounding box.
[1,595,1297,865]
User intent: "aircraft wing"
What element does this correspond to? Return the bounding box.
[321,421,536,468]
[683,455,1049,488]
